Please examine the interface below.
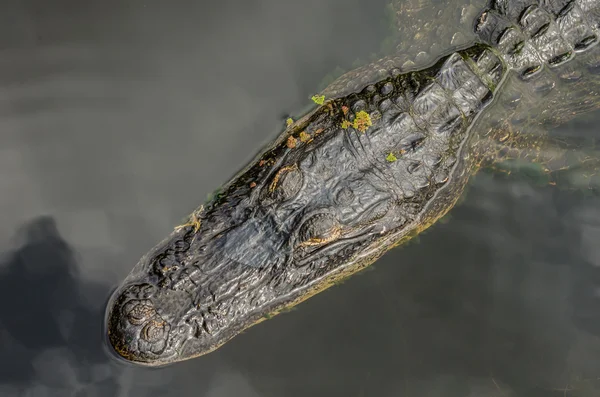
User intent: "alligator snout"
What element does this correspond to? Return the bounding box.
[105,283,181,366]
[112,297,170,355]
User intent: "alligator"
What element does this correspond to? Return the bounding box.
[105,0,600,366]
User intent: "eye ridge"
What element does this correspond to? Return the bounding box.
[268,164,297,193]
[267,164,303,202]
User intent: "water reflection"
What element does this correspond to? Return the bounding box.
[0,217,117,395]
[6,182,600,396]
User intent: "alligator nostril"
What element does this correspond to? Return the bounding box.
[124,299,156,325]
[141,318,170,344]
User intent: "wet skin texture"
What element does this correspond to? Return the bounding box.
[106,0,600,366]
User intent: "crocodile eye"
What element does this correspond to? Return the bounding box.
[299,213,341,246]
[268,165,303,202]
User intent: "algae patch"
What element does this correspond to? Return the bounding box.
[299,131,311,142]
[353,111,372,132]
[340,110,373,132]
[311,95,325,105]
[286,136,297,148]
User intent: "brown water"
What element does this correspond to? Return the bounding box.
[2,1,600,396]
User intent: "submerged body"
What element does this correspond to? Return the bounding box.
[106,0,600,365]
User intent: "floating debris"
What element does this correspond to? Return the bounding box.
[175,206,204,233]
[386,152,398,162]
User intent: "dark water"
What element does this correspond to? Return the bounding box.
[2,1,600,396]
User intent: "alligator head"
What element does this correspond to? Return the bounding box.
[104,128,419,365]
[113,104,463,364]
[104,45,489,365]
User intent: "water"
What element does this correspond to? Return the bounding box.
[2,0,600,396]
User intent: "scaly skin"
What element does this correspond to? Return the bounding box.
[105,0,600,366]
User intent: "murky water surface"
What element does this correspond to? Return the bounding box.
[2,1,600,396]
